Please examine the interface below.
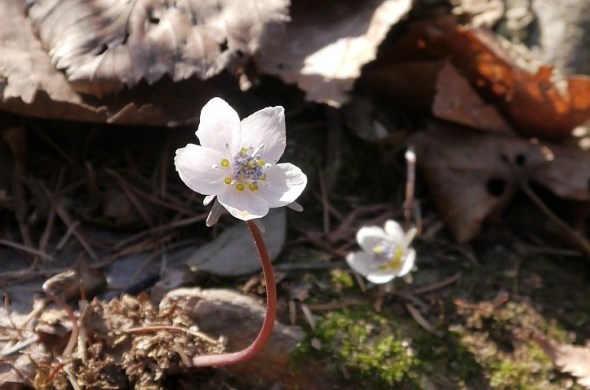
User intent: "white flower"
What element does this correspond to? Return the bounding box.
[346,220,417,284]
[175,97,307,225]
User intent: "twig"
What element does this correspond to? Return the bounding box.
[402,273,461,295]
[0,335,39,357]
[405,303,441,337]
[42,286,79,358]
[306,299,363,311]
[41,184,99,262]
[113,213,206,250]
[125,325,218,345]
[0,239,55,261]
[521,181,590,258]
[56,221,80,251]
[403,147,416,230]
[318,170,331,234]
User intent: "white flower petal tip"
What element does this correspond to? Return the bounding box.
[206,199,225,227]
[203,195,215,206]
[287,201,303,212]
[176,98,306,225]
[346,219,417,284]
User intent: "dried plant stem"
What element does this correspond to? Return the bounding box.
[192,220,276,367]
[42,287,79,358]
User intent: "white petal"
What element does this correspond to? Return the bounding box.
[217,187,270,221]
[356,226,388,254]
[196,98,241,152]
[239,106,286,164]
[206,199,225,227]
[175,144,226,195]
[203,195,215,206]
[286,201,303,212]
[396,249,416,277]
[384,220,405,243]
[257,163,307,208]
[346,251,396,284]
[403,227,417,248]
[366,273,397,284]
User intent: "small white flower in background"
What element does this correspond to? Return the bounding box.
[346,220,417,284]
[175,97,307,226]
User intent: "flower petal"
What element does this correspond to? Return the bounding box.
[239,107,286,163]
[366,272,397,284]
[356,226,389,254]
[346,251,396,284]
[396,249,416,277]
[175,144,226,195]
[205,198,226,227]
[384,220,405,243]
[403,227,417,248]
[257,163,307,208]
[217,187,270,221]
[196,98,241,152]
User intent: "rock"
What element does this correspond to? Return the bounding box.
[161,288,333,388]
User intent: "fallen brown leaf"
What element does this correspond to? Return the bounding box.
[433,60,514,134]
[360,14,590,140]
[439,27,590,140]
[0,0,250,125]
[412,122,590,242]
[256,0,412,106]
[536,336,590,389]
[28,0,289,96]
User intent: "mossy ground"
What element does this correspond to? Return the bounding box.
[289,234,590,389]
[276,108,590,389]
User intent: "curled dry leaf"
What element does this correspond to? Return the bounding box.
[256,0,411,106]
[437,27,590,140]
[0,0,243,125]
[28,0,289,96]
[451,0,505,28]
[412,122,590,242]
[536,336,590,389]
[360,14,590,140]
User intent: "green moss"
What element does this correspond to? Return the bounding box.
[304,307,419,387]
[330,269,354,292]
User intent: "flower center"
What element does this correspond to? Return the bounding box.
[220,146,269,192]
[373,241,405,271]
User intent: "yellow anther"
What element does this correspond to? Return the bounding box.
[221,159,230,168]
[257,159,265,166]
[378,248,404,271]
[249,183,259,191]
[224,177,232,185]
[241,147,248,155]
[236,183,245,191]
[393,248,404,261]
[373,245,385,255]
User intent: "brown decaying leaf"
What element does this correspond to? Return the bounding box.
[536,336,590,389]
[412,122,590,242]
[361,13,590,140]
[433,60,514,134]
[28,0,289,96]
[256,0,411,106]
[440,28,590,140]
[0,0,258,125]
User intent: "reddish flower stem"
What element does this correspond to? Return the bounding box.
[192,220,276,367]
